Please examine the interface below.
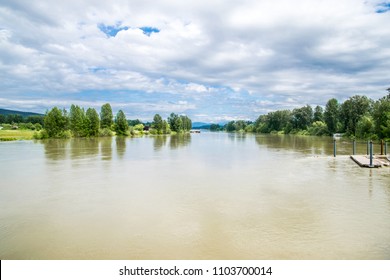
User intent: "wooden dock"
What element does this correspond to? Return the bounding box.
[350,155,388,168]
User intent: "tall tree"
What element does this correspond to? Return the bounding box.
[69,104,86,137]
[162,120,170,134]
[44,107,69,137]
[324,98,340,135]
[263,110,291,133]
[85,108,100,137]
[355,114,375,139]
[373,94,390,139]
[100,103,113,129]
[340,95,372,135]
[153,114,163,133]
[180,115,192,131]
[290,105,313,130]
[168,113,182,132]
[313,105,324,122]
[115,110,129,135]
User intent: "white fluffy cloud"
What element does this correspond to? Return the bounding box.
[0,0,389,121]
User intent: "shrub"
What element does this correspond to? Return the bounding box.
[99,128,114,137]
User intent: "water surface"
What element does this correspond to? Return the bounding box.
[0,133,389,259]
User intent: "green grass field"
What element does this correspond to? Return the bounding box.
[0,130,35,141]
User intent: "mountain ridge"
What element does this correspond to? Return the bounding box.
[0,108,44,117]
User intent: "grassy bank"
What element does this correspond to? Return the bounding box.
[0,130,35,141]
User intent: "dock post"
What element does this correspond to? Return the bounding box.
[353,140,356,155]
[381,140,384,155]
[333,138,336,157]
[369,140,373,168]
[367,141,369,155]
[385,141,388,155]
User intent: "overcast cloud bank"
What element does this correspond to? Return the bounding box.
[0,0,389,122]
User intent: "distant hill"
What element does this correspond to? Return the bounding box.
[192,121,228,129]
[0,108,43,117]
[192,122,211,129]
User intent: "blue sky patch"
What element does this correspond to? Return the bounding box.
[98,23,129,37]
[376,2,390,13]
[139,26,160,36]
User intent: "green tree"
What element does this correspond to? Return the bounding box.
[314,105,324,122]
[69,104,86,137]
[162,120,170,134]
[44,107,69,137]
[34,123,42,131]
[210,124,222,131]
[26,115,45,125]
[168,113,183,132]
[355,114,375,139]
[115,110,129,135]
[6,114,23,124]
[340,95,372,135]
[372,94,390,139]
[290,105,313,130]
[85,108,100,137]
[324,98,340,135]
[308,121,328,136]
[128,119,142,126]
[259,110,291,133]
[180,115,192,131]
[153,114,163,134]
[381,112,390,139]
[100,103,113,129]
[225,121,236,132]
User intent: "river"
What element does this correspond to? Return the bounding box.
[0,133,389,259]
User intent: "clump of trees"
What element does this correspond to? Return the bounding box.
[167,113,192,133]
[32,102,192,139]
[212,90,390,140]
[0,114,44,132]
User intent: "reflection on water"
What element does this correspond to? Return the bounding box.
[100,137,112,161]
[169,134,191,149]
[153,136,168,151]
[0,133,390,259]
[43,139,69,161]
[116,137,126,159]
[255,134,331,155]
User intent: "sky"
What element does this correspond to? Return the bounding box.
[0,0,390,122]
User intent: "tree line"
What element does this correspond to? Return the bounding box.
[211,91,390,140]
[0,114,45,131]
[32,103,192,139]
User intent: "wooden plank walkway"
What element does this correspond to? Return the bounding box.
[350,155,383,168]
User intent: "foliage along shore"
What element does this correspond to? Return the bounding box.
[0,103,192,141]
[1,90,390,141]
[208,90,390,141]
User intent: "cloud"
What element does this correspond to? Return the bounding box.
[139,26,160,36]
[0,0,390,122]
[376,2,390,13]
[98,22,129,37]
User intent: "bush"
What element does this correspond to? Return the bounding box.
[34,129,71,139]
[308,121,329,136]
[356,115,375,140]
[34,123,42,131]
[99,128,114,137]
[149,128,158,135]
[33,129,49,139]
